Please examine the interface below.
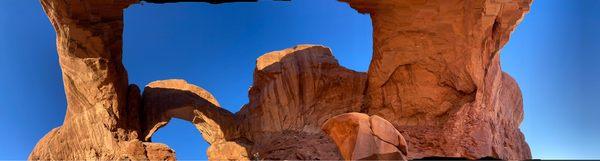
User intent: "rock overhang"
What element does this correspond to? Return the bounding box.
[30,0,533,160]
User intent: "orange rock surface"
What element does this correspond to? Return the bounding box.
[30,0,150,160]
[142,79,248,160]
[341,0,532,159]
[322,113,408,160]
[236,45,366,159]
[31,0,532,160]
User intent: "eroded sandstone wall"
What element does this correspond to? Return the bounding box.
[31,0,532,160]
[342,0,532,159]
[30,0,158,160]
[235,45,366,159]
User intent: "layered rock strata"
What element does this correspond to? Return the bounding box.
[236,45,366,159]
[30,0,150,160]
[341,0,532,159]
[32,0,532,160]
[322,113,408,160]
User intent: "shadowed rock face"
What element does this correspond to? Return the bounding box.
[342,0,532,159]
[31,0,532,160]
[238,45,367,136]
[236,45,366,160]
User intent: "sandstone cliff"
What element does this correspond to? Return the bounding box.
[342,0,532,159]
[30,0,153,160]
[31,0,532,160]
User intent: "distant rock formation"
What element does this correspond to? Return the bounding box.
[30,0,532,160]
[142,79,249,160]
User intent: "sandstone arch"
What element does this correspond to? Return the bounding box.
[31,0,533,160]
[141,79,236,143]
[142,79,251,160]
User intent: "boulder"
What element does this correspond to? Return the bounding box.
[207,141,251,161]
[143,142,176,161]
[322,113,408,160]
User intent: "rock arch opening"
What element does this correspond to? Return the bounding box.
[150,118,210,160]
[31,0,532,160]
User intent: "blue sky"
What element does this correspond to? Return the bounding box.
[0,0,598,160]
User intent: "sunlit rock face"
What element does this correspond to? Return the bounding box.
[322,113,408,161]
[142,79,236,144]
[342,0,532,159]
[29,0,151,160]
[141,79,250,160]
[31,0,532,160]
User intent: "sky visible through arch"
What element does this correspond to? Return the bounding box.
[123,1,372,159]
[0,0,598,160]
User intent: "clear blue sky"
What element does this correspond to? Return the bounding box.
[0,0,598,160]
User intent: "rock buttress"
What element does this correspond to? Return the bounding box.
[341,0,532,159]
[29,0,159,160]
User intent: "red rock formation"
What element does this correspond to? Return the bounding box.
[206,141,251,160]
[142,79,237,143]
[322,113,408,160]
[31,0,532,160]
[29,0,151,160]
[141,79,249,160]
[143,142,177,160]
[237,45,366,137]
[236,45,366,159]
[341,0,532,159]
[30,0,262,160]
